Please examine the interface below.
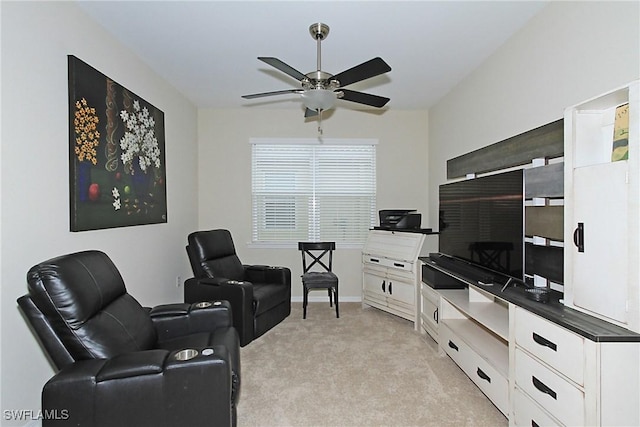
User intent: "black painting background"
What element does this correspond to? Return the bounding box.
[68,55,167,231]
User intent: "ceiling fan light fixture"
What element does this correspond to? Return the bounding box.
[301,89,336,111]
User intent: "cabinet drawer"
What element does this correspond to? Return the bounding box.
[464,348,508,415]
[440,324,508,415]
[512,387,563,427]
[363,255,414,272]
[514,307,584,385]
[440,324,467,367]
[515,348,584,427]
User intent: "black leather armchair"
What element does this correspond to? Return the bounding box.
[18,250,240,427]
[185,229,291,347]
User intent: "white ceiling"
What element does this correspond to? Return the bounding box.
[77,1,548,112]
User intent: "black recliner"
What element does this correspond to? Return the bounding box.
[18,250,241,427]
[185,229,291,346]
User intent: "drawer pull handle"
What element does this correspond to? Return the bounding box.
[389,282,392,295]
[393,262,405,268]
[433,308,438,323]
[448,340,459,351]
[381,280,386,293]
[370,258,380,263]
[476,368,491,383]
[531,421,540,427]
[532,332,557,351]
[532,376,557,400]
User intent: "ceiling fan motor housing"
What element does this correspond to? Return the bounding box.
[302,71,339,91]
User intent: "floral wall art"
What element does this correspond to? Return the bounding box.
[68,55,167,231]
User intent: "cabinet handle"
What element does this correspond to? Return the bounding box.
[370,258,380,263]
[573,222,585,252]
[532,332,557,351]
[476,367,491,383]
[532,376,557,400]
[448,340,459,351]
[531,421,540,427]
[433,308,438,323]
[381,280,386,293]
[389,282,393,295]
[393,262,405,268]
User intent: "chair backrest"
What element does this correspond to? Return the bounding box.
[187,229,245,281]
[22,250,157,365]
[298,242,336,273]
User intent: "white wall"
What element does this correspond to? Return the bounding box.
[197,108,430,300]
[0,2,199,423]
[428,1,640,222]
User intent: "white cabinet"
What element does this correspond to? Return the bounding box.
[563,80,640,332]
[362,230,432,328]
[510,306,640,427]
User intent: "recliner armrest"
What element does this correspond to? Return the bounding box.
[149,300,233,342]
[244,265,291,286]
[42,347,233,427]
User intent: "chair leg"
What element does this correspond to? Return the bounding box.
[334,287,339,318]
[303,286,308,319]
[328,288,333,307]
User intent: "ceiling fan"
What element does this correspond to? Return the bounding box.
[241,23,392,121]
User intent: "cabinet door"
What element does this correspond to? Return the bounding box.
[421,285,439,336]
[387,278,415,306]
[571,161,628,324]
[363,270,387,300]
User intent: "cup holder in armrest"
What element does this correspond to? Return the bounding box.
[194,301,212,309]
[174,349,199,361]
[226,280,244,285]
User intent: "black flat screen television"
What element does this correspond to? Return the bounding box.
[438,169,524,281]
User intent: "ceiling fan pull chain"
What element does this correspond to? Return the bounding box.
[317,110,323,135]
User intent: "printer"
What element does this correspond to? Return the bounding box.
[377,209,422,230]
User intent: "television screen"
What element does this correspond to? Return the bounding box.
[438,169,524,280]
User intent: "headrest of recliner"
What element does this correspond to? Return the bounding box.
[27,250,126,329]
[25,250,157,361]
[188,229,237,261]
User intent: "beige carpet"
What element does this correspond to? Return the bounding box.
[237,302,507,427]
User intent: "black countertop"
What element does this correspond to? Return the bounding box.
[419,257,640,342]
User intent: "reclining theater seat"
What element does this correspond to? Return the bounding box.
[18,250,241,427]
[185,229,292,347]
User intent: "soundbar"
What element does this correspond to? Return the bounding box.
[428,253,495,283]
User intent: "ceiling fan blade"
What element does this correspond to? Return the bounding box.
[331,57,391,87]
[305,108,319,118]
[339,89,390,108]
[242,89,302,99]
[258,57,307,81]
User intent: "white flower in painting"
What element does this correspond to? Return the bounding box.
[112,187,121,210]
[119,99,161,174]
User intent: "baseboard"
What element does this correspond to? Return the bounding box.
[291,296,362,303]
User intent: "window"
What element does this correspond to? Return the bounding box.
[251,139,377,245]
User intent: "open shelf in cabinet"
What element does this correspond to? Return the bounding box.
[569,84,631,169]
[438,285,510,378]
[439,286,509,340]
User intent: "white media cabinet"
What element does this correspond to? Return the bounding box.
[421,259,640,426]
[362,229,437,330]
[418,80,640,426]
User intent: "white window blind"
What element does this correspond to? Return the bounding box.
[251,140,376,244]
